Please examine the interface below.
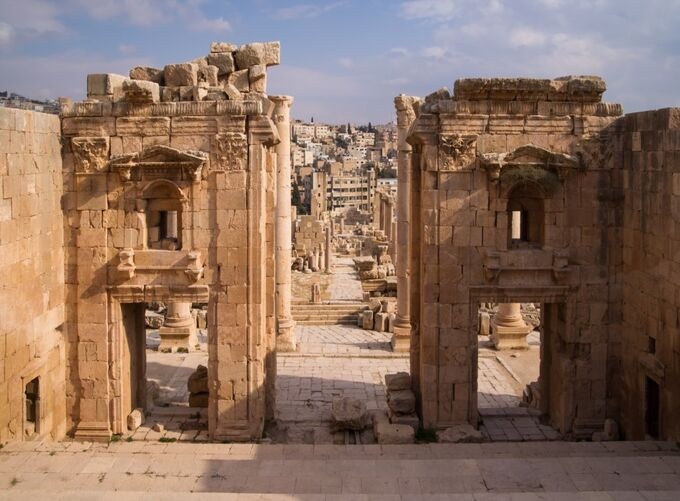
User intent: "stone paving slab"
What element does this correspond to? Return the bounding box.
[0,441,679,498]
[291,324,406,358]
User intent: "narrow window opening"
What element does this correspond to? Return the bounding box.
[645,376,660,439]
[648,336,656,354]
[507,185,544,249]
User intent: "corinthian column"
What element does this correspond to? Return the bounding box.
[270,96,296,352]
[391,95,419,352]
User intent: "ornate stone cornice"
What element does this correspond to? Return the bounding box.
[108,145,207,183]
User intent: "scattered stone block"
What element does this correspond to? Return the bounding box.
[129,66,164,84]
[164,63,198,87]
[122,79,160,104]
[87,73,127,97]
[388,410,419,431]
[228,69,250,92]
[479,311,490,336]
[197,65,219,86]
[207,52,235,76]
[145,311,164,329]
[374,312,389,332]
[387,389,416,414]
[331,397,368,431]
[387,313,396,333]
[210,41,238,53]
[188,364,208,394]
[375,420,415,444]
[437,425,484,443]
[189,392,209,408]
[385,372,411,391]
[224,83,242,100]
[362,310,374,330]
[152,422,165,433]
[127,408,144,431]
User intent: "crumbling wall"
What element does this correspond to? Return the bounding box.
[611,108,680,440]
[0,108,66,441]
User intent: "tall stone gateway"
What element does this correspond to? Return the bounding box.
[62,41,288,441]
[399,77,626,437]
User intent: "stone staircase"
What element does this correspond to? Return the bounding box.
[292,301,365,325]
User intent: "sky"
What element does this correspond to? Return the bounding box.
[1,0,679,123]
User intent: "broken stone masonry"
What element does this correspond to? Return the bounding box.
[2,38,680,445]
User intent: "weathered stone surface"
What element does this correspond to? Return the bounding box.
[189,392,209,408]
[228,69,250,92]
[122,79,160,104]
[207,52,235,75]
[385,372,411,391]
[127,408,144,431]
[129,66,164,84]
[387,389,416,414]
[152,422,164,433]
[145,311,164,329]
[87,73,127,97]
[197,65,219,86]
[437,425,484,443]
[164,63,198,87]
[210,41,238,53]
[234,41,280,69]
[388,410,419,431]
[224,83,242,100]
[331,397,368,431]
[188,364,208,394]
[374,312,389,332]
[375,417,415,444]
[361,310,374,330]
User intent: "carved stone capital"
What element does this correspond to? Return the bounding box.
[439,133,477,171]
[72,137,109,173]
[211,132,247,171]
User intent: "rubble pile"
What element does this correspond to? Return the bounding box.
[187,364,209,408]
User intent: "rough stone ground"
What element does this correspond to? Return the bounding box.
[1,439,680,498]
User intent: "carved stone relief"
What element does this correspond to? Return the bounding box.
[72,137,109,173]
[212,132,247,171]
[439,133,476,170]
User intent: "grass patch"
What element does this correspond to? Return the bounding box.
[126,436,134,442]
[159,437,177,443]
[177,347,189,353]
[10,478,18,487]
[415,427,438,443]
[110,434,123,443]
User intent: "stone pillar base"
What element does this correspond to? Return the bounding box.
[276,319,296,352]
[391,325,411,353]
[158,326,197,352]
[490,324,532,350]
[74,421,112,442]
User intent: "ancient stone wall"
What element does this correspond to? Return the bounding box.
[61,42,283,441]
[0,108,66,441]
[401,77,623,436]
[610,108,680,440]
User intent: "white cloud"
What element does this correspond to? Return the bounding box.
[400,0,458,21]
[271,2,345,20]
[338,57,353,68]
[0,22,14,48]
[188,16,231,32]
[508,27,546,48]
[118,44,136,54]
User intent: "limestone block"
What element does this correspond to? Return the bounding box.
[122,80,160,104]
[210,41,238,53]
[224,84,241,100]
[437,425,483,443]
[127,408,144,431]
[87,73,127,97]
[129,66,164,84]
[361,310,374,330]
[116,117,170,137]
[207,52,235,75]
[331,397,368,431]
[234,41,280,69]
[387,313,396,333]
[189,392,209,408]
[375,419,415,444]
[385,372,411,391]
[188,365,209,394]
[198,65,219,86]
[152,422,164,433]
[374,312,389,332]
[387,389,416,414]
[388,410,419,431]
[228,70,250,92]
[479,311,490,336]
[164,63,198,87]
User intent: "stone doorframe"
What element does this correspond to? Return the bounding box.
[469,285,573,432]
[108,285,210,435]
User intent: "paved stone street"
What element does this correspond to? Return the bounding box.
[327,255,364,301]
[1,439,679,498]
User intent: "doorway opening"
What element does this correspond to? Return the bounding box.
[476,301,561,441]
[645,376,660,439]
[120,301,209,440]
[24,377,40,439]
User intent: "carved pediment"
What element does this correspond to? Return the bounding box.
[109,145,207,183]
[479,145,580,182]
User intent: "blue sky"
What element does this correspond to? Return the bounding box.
[1,0,679,123]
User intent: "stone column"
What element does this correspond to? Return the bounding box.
[324,225,332,272]
[491,303,532,350]
[392,96,419,352]
[270,96,296,352]
[159,302,197,352]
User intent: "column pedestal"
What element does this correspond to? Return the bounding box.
[490,303,531,350]
[391,322,411,352]
[159,302,197,352]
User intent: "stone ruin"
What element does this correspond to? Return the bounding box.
[292,215,331,273]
